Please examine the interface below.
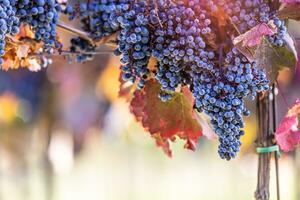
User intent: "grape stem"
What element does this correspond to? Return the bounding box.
[29,49,114,58]
[57,20,94,44]
[57,20,118,47]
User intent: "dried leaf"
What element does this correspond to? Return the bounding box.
[1,25,44,71]
[130,79,202,157]
[16,44,30,58]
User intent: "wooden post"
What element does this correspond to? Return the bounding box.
[254,85,280,200]
[255,92,272,200]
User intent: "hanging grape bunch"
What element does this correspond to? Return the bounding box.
[0,0,299,160]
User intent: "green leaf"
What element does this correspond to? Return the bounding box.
[130,79,202,157]
[254,34,298,83]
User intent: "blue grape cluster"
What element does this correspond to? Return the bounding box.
[213,0,288,47]
[115,1,151,88]
[64,0,130,39]
[61,0,286,160]
[66,0,151,85]
[64,0,131,63]
[193,49,269,160]
[217,0,272,32]
[0,0,20,64]
[11,0,61,49]
[151,0,215,100]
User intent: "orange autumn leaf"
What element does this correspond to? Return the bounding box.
[2,24,44,71]
[130,79,202,157]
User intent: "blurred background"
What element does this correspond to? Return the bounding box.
[0,14,300,200]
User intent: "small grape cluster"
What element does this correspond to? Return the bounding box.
[216,0,272,32]
[64,0,131,62]
[11,0,61,49]
[214,0,288,47]
[70,37,96,63]
[269,17,287,47]
[65,0,152,84]
[0,0,20,64]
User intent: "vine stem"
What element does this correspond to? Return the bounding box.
[272,84,280,200]
[57,20,118,47]
[255,84,280,200]
[29,49,114,58]
[57,20,93,44]
[255,91,272,200]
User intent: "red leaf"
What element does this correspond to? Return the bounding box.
[233,23,274,48]
[275,99,300,151]
[130,79,202,157]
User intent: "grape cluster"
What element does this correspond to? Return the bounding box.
[64,0,130,62]
[214,0,272,32]
[0,0,20,64]
[11,0,61,49]
[213,0,288,47]
[193,49,269,160]
[115,1,152,88]
[65,0,152,85]
[62,0,278,160]
[151,0,215,100]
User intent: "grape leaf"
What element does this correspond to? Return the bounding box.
[254,34,298,83]
[233,23,275,48]
[2,24,44,71]
[275,99,300,152]
[279,0,300,20]
[233,23,298,83]
[130,79,202,157]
